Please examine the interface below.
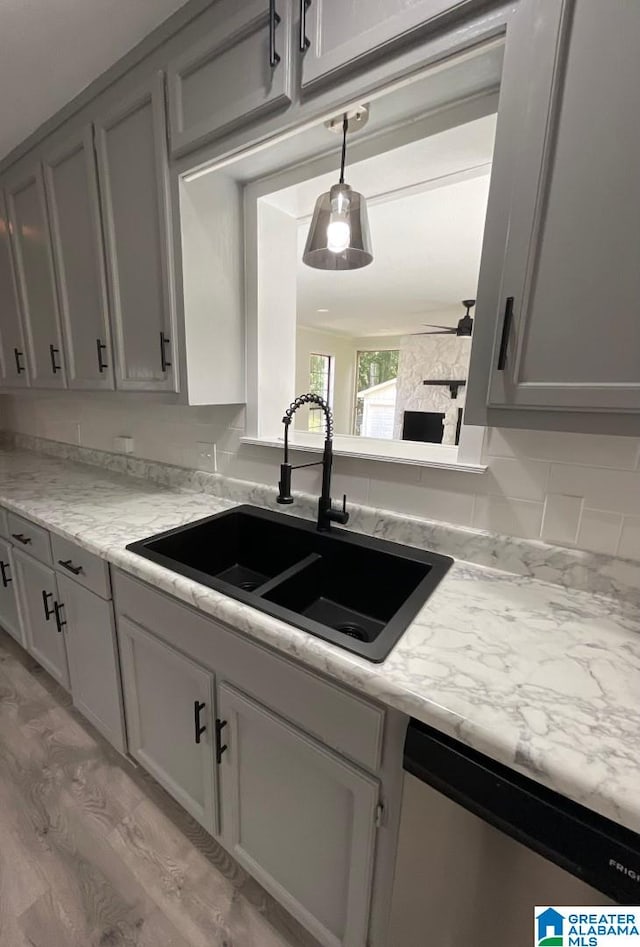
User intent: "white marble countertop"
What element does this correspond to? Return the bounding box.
[0,447,638,835]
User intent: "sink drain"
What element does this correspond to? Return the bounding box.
[239,580,259,592]
[335,623,367,641]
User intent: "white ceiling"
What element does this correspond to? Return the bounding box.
[286,114,496,338]
[0,0,191,160]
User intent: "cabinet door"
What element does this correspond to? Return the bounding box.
[95,73,176,391]
[13,549,69,688]
[0,190,29,387]
[167,0,293,157]
[118,617,215,830]
[56,574,125,753]
[5,164,66,388]
[479,0,640,414]
[218,683,379,947]
[0,540,23,645]
[300,0,485,88]
[43,126,114,390]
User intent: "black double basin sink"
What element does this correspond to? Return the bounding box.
[126,505,452,662]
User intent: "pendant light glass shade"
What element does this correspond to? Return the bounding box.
[303,183,373,270]
[302,114,374,271]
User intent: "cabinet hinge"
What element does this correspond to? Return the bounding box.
[374,802,385,829]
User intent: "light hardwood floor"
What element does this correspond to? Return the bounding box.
[0,627,320,947]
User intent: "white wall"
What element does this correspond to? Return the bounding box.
[2,393,640,562]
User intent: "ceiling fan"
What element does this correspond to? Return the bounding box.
[419,299,476,336]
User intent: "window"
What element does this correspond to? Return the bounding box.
[354,350,399,438]
[308,353,333,432]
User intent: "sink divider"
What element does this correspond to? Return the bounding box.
[254,553,323,598]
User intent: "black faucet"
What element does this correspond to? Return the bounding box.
[276,393,349,532]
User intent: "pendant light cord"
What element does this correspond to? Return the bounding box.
[339,114,348,184]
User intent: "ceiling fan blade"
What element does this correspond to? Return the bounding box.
[414,329,457,335]
[422,324,454,330]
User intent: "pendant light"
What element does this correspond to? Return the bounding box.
[302,114,373,271]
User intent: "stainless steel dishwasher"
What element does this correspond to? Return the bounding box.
[388,719,639,947]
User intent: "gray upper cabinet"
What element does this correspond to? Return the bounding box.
[13,548,69,689]
[43,126,114,390]
[167,0,293,157]
[218,683,379,947]
[468,0,640,424]
[0,190,29,388]
[5,163,66,389]
[299,0,485,88]
[95,73,177,391]
[118,616,216,831]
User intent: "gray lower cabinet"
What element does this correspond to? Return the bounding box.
[467,0,640,424]
[300,0,485,87]
[167,0,293,157]
[94,72,176,392]
[218,682,379,947]
[0,539,23,645]
[43,125,114,391]
[5,162,66,389]
[12,548,69,688]
[56,574,125,753]
[0,190,29,388]
[118,616,216,831]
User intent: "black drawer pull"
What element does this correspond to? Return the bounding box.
[42,589,55,621]
[14,348,25,375]
[160,332,172,372]
[58,558,83,576]
[269,0,281,67]
[194,700,207,745]
[497,296,514,371]
[54,601,66,633]
[12,533,32,545]
[96,338,108,373]
[215,718,228,763]
[49,343,61,374]
[0,560,11,587]
[299,0,311,52]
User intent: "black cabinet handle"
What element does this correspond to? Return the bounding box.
[0,560,11,587]
[269,0,281,67]
[160,331,172,372]
[14,348,25,375]
[54,601,66,633]
[497,296,514,371]
[12,532,32,545]
[194,700,207,744]
[58,558,83,576]
[42,589,55,621]
[215,718,228,763]
[49,343,61,374]
[299,0,311,52]
[96,338,108,373]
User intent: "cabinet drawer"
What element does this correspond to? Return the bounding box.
[0,508,8,541]
[52,533,111,599]
[8,512,52,565]
[114,570,385,772]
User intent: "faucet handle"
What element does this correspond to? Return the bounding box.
[334,494,349,526]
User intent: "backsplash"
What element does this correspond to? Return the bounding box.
[2,393,639,562]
